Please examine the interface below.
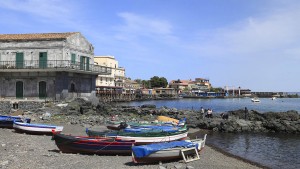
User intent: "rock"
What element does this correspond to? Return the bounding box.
[186,166,194,169]
[1,144,6,147]
[1,160,9,166]
[159,165,167,169]
[11,109,24,116]
[175,164,182,169]
[42,112,51,120]
[141,104,156,108]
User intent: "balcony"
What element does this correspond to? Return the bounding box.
[0,60,111,75]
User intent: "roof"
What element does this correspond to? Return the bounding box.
[0,32,79,41]
[169,79,192,85]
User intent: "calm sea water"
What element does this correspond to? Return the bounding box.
[118,97,300,113]
[118,98,300,169]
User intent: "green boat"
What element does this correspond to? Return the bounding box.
[86,125,189,145]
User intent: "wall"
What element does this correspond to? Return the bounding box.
[0,72,56,99]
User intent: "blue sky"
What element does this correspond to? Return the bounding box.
[0,0,299,92]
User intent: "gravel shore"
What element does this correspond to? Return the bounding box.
[0,124,264,169]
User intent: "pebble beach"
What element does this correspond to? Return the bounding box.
[0,124,264,169]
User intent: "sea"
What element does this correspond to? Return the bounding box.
[117,97,300,169]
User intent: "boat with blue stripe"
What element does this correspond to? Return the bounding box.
[13,121,63,135]
[0,115,31,128]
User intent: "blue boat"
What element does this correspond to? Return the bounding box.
[0,115,31,128]
[123,125,185,133]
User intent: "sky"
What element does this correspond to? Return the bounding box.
[0,0,299,92]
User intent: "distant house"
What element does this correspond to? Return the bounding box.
[168,79,191,93]
[155,88,176,96]
[0,32,110,100]
[194,78,211,91]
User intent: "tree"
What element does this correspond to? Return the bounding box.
[149,76,168,88]
[141,80,150,88]
[134,79,142,84]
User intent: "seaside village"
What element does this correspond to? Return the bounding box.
[0,32,298,168]
[0,32,210,166]
[0,32,287,103]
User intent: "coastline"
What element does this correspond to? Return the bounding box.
[0,124,264,169]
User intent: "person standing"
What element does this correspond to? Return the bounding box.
[244,107,249,120]
[200,107,205,118]
[207,109,213,118]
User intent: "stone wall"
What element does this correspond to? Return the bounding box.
[0,101,11,113]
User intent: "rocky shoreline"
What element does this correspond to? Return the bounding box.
[1,98,299,133]
[1,98,290,168]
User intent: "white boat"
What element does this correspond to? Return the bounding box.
[132,134,207,163]
[251,98,260,102]
[271,97,276,100]
[13,121,63,135]
[115,131,188,145]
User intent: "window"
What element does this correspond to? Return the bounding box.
[16,52,24,68]
[71,54,76,64]
[39,52,47,68]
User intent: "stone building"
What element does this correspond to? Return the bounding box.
[94,56,125,94]
[0,32,110,100]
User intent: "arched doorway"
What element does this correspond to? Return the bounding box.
[39,81,47,98]
[16,81,23,98]
[70,83,76,92]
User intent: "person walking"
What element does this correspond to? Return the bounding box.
[244,107,249,120]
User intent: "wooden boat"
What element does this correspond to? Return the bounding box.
[132,134,207,163]
[106,120,175,131]
[106,118,186,131]
[13,121,63,135]
[0,115,31,128]
[86,128,188,145]
[52,132,135,155]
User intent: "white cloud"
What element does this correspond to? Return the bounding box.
[114,12,178,43]
[192,3,300,62]
[0,0,71,20]
[184,2,300,91]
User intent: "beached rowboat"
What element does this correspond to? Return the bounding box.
[86,128,188,145]
[132,134,207,163]
[0,115,31,128]
[13,121,63,135]
[52,132,135,155]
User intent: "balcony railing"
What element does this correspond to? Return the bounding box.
[0,60,111,74]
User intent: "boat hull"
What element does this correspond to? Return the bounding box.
[132,148,193,163]
[53,133,135,155]
[86,128,188,145]
[13,122,63,135]
[132,137,207,163]
[115,132,188,145]
[0,116,30,128]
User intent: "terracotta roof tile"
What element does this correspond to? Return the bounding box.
[0,32,79,41]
